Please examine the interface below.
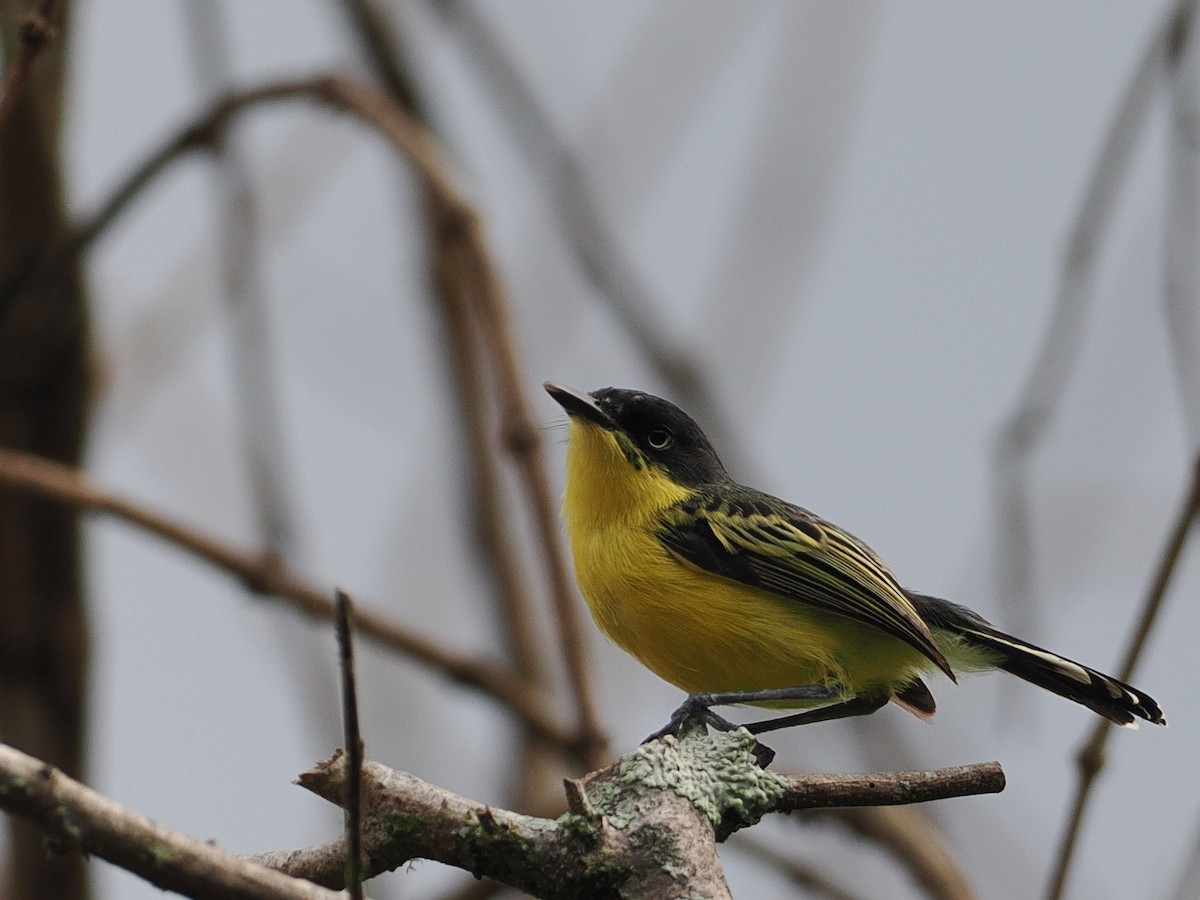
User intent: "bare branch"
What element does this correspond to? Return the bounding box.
[337,2,581,811]
[731,835,867,900]
[0,743,342,900]
[0,0,63,135]
[1164,0,1200,439]
[183,0,301,561]
[0,71,607,762]
[817,806,979,900]
[431,1,741,456]
[1045,450,1199,900]
[458,217,608,767]
[334,591,365,900]
[992,0,1184,638]
[0,445,573,749]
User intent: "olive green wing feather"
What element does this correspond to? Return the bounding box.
[657,487,955,680]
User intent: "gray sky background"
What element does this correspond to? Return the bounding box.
[52,2,1194,897]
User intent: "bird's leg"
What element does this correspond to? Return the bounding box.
[742,694,889,734]
[642,684,840,744]
[641,695,740,744]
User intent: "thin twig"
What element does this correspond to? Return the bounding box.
[1164,0,1200,440]
[992,0,1184,638]
[184,0,300,560]
[816,806,978,900]
[343,0,558,723]
[0,743,341,900]
[0,71,605,758]
[335,6,610,769]
[1044,450,1200,900]
[433,253,554,699]
[731,835,867,900]
[0,0,62,136]
[1171,813,1200,900]
[334,590,365,900]
[456,224,608,768]
[431,0,741,457]
[337,0,421,111]
[0,445,573,749]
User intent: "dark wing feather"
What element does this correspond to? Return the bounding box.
[658,486,954,680]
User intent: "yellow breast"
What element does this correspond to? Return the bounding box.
[561,418,927,702]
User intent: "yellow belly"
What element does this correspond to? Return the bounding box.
[571,524,929,703]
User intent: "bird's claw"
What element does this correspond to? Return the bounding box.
[642,693,777,768]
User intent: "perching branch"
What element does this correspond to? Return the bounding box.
[252,731,1003,897]
[0,445,573,750]
[0,744,342,900]
[772,763,1004,817]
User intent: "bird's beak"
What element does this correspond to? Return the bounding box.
[544,382,616,429]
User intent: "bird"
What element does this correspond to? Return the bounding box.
[544,381,1165,743]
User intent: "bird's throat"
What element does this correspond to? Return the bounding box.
[562,419,691,533]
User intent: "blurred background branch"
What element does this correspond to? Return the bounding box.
[0,1,89,897]
[0,4,1189,899]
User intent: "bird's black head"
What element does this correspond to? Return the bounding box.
[546,382,731,487]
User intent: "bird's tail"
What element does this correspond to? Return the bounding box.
[907,592,1165,728]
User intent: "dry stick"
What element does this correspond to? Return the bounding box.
[336,15,587,871]
[341,4,698,765]
[992,0,1181,640]
[321,73,608,768]
[337,0,562,748]
[0,80,304,320]
[436,0,742,458]
[184,0,300,560]
[337,0,419,110]
[326,17,605,763]
[0,744,342,900]
[817,807,977,900]
[731,835,867,900]
[1044,450,1200,900]
[0,74,604,758]
[0,446,573,749]
[456,222,608,768]
[0,0,62,136]
[334,591,365,900]
[2,73,608,764]
[1164,0,1200,440]
[432,233,552,683]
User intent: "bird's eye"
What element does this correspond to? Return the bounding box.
[647,427,674,450]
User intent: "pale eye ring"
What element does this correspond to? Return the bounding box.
[647,427,674,450]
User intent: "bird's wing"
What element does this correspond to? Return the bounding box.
[657,487,954,679]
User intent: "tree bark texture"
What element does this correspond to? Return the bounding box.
[0,2,90,898]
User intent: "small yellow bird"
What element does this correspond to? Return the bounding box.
[545,382,1165,740]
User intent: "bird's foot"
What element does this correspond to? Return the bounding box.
[642,693,779,768]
